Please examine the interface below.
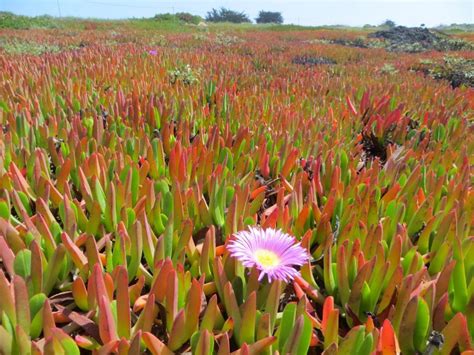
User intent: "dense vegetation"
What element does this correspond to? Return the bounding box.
[255,11,284,24]
[153,12,203,25]
[205,8,252,24]
[0,15,473,354]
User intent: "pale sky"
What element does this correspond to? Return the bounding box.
[1,0,473,27]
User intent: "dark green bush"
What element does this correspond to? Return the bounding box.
[381,19,396,28]
[205,8,251,23]
[255,11,283,24]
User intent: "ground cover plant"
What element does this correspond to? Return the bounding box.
[412,56,474,88]
[368,26,474,52]
[0,18,473,354]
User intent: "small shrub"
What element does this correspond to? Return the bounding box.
[292,55,336,66]
[304,39,331,45]
[331,37,368,48]
[149,35,167,46]
[379,63,398,75]
[193,33,209,42]
[168,64,200,85]
[215,33,244,46]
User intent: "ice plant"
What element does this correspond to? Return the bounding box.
[227,227,309,282]
[0,21,472,354]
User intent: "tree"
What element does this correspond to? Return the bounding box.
[205,8,251,23]
[255,11,283,24]
[381,19,396,28]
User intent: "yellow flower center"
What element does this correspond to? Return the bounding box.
[254,249,280,268]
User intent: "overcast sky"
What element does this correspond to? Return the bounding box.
[2,0,473,27]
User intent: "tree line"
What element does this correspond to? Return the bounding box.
[205,8,283,24]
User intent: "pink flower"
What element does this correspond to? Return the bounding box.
[227,227,309,282]
[148,50,158,56]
